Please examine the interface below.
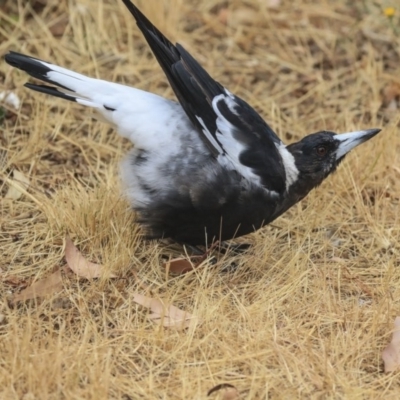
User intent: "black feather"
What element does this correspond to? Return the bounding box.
[214,96,286,192]
[24,83,77,103]
[137,171,281,244]
[5,51,74,92]
[121,0,286,195]
[121,0,225,156]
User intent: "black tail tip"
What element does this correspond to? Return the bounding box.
[4,51,38,70]
[4,51,20,68]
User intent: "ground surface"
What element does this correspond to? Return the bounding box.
[1,0,400,399]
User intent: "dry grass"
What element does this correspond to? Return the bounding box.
[1,0,400,398]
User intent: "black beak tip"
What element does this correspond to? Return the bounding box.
[366,128,382,138]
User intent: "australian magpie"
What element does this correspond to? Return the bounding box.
[5,0,381,246]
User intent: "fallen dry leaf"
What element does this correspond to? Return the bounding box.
[5,170,30,200]
[65,237,116,279]
[49,17,69,36]
[217,8,229,25]
[208,383,239,399]
[163,242,219,274]
[11,269,63,303]
[382,82,400,112]
[382,82,400,104]
[382,317,400,373]
[133,293,198,330]
[163,257,196,274]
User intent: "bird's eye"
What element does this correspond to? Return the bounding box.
[316,146,327,156]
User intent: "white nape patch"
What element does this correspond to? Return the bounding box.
[275,143,299,190]
[196,116,224,155]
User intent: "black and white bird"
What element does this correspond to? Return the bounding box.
[5,0,381,246]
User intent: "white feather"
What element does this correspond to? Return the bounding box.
[195,116,224,155]
[32,58,212,206]
[212,94,263,187]
[275,143,299,190]
[37,59,190,150]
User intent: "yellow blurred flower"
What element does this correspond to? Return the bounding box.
[384,7,396,17]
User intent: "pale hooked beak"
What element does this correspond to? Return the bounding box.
[335,128,381,161]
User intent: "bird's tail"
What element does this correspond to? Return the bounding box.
[5,50,189,147]
[5,51,115,110]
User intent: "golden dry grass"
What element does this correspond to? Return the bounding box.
[1,0,400,398]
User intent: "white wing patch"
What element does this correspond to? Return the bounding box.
[196,116,224,155]
[210,93,279,198]
[275,143,299,190]
[222,88,239,113]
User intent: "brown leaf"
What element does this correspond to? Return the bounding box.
[208,383,239,399]
[163,257,196,274]
[217,8,229,25]
[382,82,400,104]
[163,247,217,275]
[65,237,116,279]
[133,293,198,330]
[5,170,30,200]
[382,317,400,372]
[12,269,63,303]
[49,17,69,37]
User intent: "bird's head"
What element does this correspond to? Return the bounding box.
[286,128,381,190]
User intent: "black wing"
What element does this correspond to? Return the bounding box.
[129,1,288,194]
[121,0,223,154]
[123,0,286,194]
